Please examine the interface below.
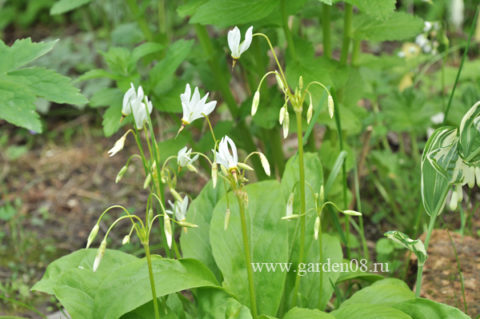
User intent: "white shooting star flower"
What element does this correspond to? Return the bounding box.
[177,146,199,168]
[166,196,189,221]
[214,136,238,171]
[121,83,152,129]
[180,84,217,126]
[228,26,253,59]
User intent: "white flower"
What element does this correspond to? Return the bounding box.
[228,26,253,59]
[430,112,444,124]
[121,83,152,129]
[180,84,217,125]
[214,136,238,171]
[108,130,130,157]
[177,146,199,168]
[450,0,464,30]
[166,196,189,221]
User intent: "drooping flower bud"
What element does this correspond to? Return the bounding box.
[342,210,362,216]
[251,91,260,116]
[122,235,130,245]
[275,73,284,92]
[307,95,313,124]
[328,95,334,119]
[107,131,129,157]
[86,224,99,249]
[164,213,173,249]
[115,165,128,183]
[212,163,218,188]
[314,216,321,240]
[449,189,458,211]
[93,239,107,272]
[465,165,475,188]
[238,163,254,171]
[298,76,304,90]
[259,152,271,176]
[143,173,151,189]
[283,110,290,138]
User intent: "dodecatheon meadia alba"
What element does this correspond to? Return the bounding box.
[121,83,153,129]
[228,26,253,61]
[214,136,239,172]
[178,84,217,134]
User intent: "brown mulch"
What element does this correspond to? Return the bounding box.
[416,229,480,318]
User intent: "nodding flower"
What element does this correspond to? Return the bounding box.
[180,84,217,127]
[228,26,253,60]
[214,136,239,172]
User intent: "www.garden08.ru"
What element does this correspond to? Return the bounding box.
[251,259,389,276]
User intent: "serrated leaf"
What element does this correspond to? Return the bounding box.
[0,78,41,132]
[190,0,277,27]
[50,0,92,15]
[0,38,57,74]
[344,0,396,19]
[7,67,87,105]
[353,12,424,42]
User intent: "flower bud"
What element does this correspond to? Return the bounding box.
[319,185,325,203]
[275,73,284,91]
[307,97,313,124]
[259,153,271,176]
[93,239,107,272]
[342,210,362,216]
[115,165,128,183]
[283,110,290,138]
[238,163,254,171]
[314,216,320,240]
[251,91,260,116]
[449,190,458,211]
[170,188,182,202]
[456,184,463,202]
[465,165,475,188]
[212,164,218,188]
[122,235,130,245]
[279,106,286,125]
[178,220,198,228]
[299,76,304,90]
[107,131,129,157]
[164,214,173,249]
[143,173,151,189]
[224,208,231,230]
[86,224,99,249]
[328,95,334,119]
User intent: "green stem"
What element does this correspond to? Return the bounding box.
[322,4,332,59]
[444,6,479,123]
[353,153,368,260]
[236,192,258,318]
[351,39,361,66]
[126,0,154,41]
[340,3,353,65]
[144,243,161,319]
[415,214,436,297]
[292,111,307,307]
[158,0,168,41]
[267,128,286,177]
[318,218,324,309]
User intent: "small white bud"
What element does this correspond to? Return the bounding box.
[456,184,463,202]
[465,165,475,188]
[342,210,362,216]
[259,153,271,176]
[275,73,284,91]
[314,216,321,240]
[307,97,313,124]
[283,110,290,138]
[143,173,151,189]
[298,76,304,90]
[122,235,130,245]
[115,165,128,183]
[224,208,231,231]
[86,224,99,249]
[476,167,480,187]
[328,95,334,119]
[449,190,458,211]
[107,131,129,157]
[279,106,286,125]
[187,164,198,173]
[212,164,218,188]
[164,214,173,249]
[251,91,260,116]
[93,239,107,272]
[319,185,325,203]
[178,220,198,228]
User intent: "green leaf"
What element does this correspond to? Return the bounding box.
[458,101,480,163]
[7,67,87,105]
[102,100,124,137]
[284,307,334,319]
[353,12,424,42]
[332,304,412,319]
[421,128,457,216]
[210,181,288,316]
[0,38,57,74]
[384,231,427,266]
[50,0,92,15]
[339,278,415,307]
[343,0,396,19]
[180,180,226,281]
[0,78,41,132]
[131,42,165,63]
[392,298,470,319]
[195,288,253,319]
[318,0,333,5]
[94,257,218,318]
[190,0,277,27]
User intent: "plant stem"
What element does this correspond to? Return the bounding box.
[318,219,324,309]
[322,4,332,58]
[340,3,353,65]
[292,111,307,307]
[415,214,436,297]
[236,192,258,318]
[351,39,361,66]
[126,0,154,41]
[443,6,479,123]
[353,153,369,260]
[144,243,161,319]
[281,0,296,59]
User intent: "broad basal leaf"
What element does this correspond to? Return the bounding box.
[392,298,470,319]
[50,0,92,15]
[353,12,424,42]
[332,303,412,319]
[283,307,334,319]
[210,181,288,316]
[458,101,480,163]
